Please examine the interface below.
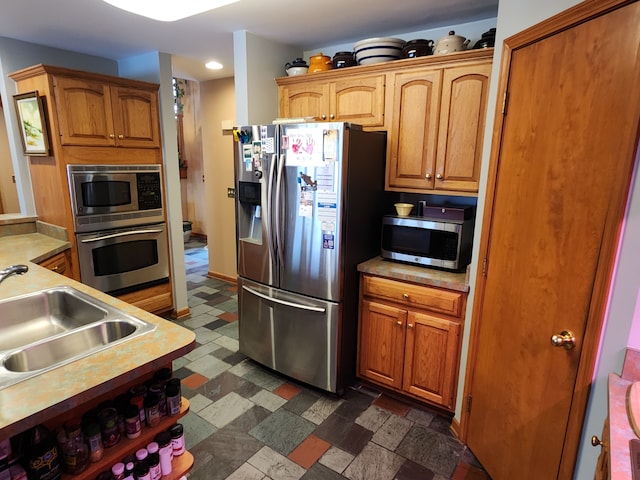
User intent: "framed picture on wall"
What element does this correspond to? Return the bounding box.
[13,91,50,156]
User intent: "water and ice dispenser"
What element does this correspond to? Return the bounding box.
[237,181,262,243]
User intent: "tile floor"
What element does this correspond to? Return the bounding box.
[164,237,491,480]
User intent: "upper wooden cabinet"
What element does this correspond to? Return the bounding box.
[276,50,493,196]
[387,60,491,193]
[54,76,161,148]
[277,73,386,127]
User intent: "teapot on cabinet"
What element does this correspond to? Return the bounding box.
[434,31,470,55]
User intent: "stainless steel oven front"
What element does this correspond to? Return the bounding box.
[76,222,169,295]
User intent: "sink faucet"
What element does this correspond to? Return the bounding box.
[0,264,29,284]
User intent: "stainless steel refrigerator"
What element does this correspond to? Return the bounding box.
[233,122,386,394]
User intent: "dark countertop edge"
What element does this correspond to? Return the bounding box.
[358,256,470,293]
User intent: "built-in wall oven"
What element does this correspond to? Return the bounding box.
[67,164,169,295]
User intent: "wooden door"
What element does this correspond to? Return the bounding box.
[403,312,461,409]
[110,86,161,148]
[435,62,491,193]
[278,82,329,120]
[53,76,114,146]
[386,69,442,191]
[358,299,406,389]
[465,1,640,479]
[331,74,386,127]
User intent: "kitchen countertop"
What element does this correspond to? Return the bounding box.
[357,256,470,293]
[608,348,640,478]
[0,228,196,439]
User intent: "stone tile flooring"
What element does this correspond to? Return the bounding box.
[164,237,491,480]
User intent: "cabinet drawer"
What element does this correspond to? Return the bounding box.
[38,252,68,276]
[362,275,463,318]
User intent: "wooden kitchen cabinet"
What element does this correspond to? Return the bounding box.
[53,75,161,148]
[358,273,466,410]
[37,250,72,278]
[277,73,386,127]
[386,60,491,194]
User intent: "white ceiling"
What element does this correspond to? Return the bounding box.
[0,0,498,81]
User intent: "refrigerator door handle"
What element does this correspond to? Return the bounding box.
[274,152,286,266]
[242,285,326,313]
[266,153,277,261]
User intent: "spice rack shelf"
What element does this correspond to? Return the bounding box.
[60,398,192,480]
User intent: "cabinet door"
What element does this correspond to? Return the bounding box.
[402,311,461,409]
[54,76,115,146]
[434,62,491,192]
[279,82,330,120]
[110,86,161,148]
[358,299,406,389]
[386,69,442,190]
[331,74,386,127]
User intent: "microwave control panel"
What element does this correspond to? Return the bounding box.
[137,172,163,210]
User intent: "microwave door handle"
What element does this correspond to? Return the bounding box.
[80,228,163,243]
[274,153,285,266]
[242,285,326,313]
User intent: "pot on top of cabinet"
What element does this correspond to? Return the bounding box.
[308,52,333,72]
[401,39,434,58]
[434,31,470,55]
[285,57,309,76]
[332,51,357,68]
[473,28,497,49]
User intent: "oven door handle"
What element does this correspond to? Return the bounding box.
[80,229,163,243]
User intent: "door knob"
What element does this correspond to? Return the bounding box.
[591,435,603,447]
[551,330,576,350]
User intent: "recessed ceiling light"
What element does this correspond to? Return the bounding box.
[103,0,239,22]
[205,61,223,70]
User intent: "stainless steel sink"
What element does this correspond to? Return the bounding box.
[0,286,155,389]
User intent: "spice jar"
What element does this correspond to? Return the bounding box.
[97,406,120,447]
[144,393,161,427]
[83,422,104,462]
[165,378,181,416]
[58,420,89,474]
[125,404,142,439]
[169,424,185,456]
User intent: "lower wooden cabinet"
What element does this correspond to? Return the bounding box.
[358,274,465,410]
[38,251,72,278]
[594,417,610,480]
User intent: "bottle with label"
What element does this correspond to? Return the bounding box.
[20,424,62,480]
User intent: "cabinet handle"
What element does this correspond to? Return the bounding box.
[109,133,115,139]
[51,266,59,271]
[118,134,124,139]
[425,173,432,179]
[329,114,335,120]
[436,173,443,179]
[591,435,603,447]
[396,321,402,326]
[402,293,409,300]
[321,114,327,120]
[408,323,414,328]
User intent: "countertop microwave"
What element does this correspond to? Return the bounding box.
[381,213,474,271]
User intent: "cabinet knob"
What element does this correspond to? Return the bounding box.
[408,323,414,328]
[396,321,402,326]
[321,114,327,120]
[109,133,115,139]
[402,293,409,300]
[118,134,124,139]
[591,435,603,447]
[436,173,443,179]
[329,114,335,120]
[425,173,432,179]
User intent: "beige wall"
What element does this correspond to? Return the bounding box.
[200,77,237,280]
[179,79,206,235]
[0,103,19,213]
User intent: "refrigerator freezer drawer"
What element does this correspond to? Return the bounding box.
[238,277,339,393]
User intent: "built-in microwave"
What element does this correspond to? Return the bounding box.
[67,164,164,233]
[381,213,474,271]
